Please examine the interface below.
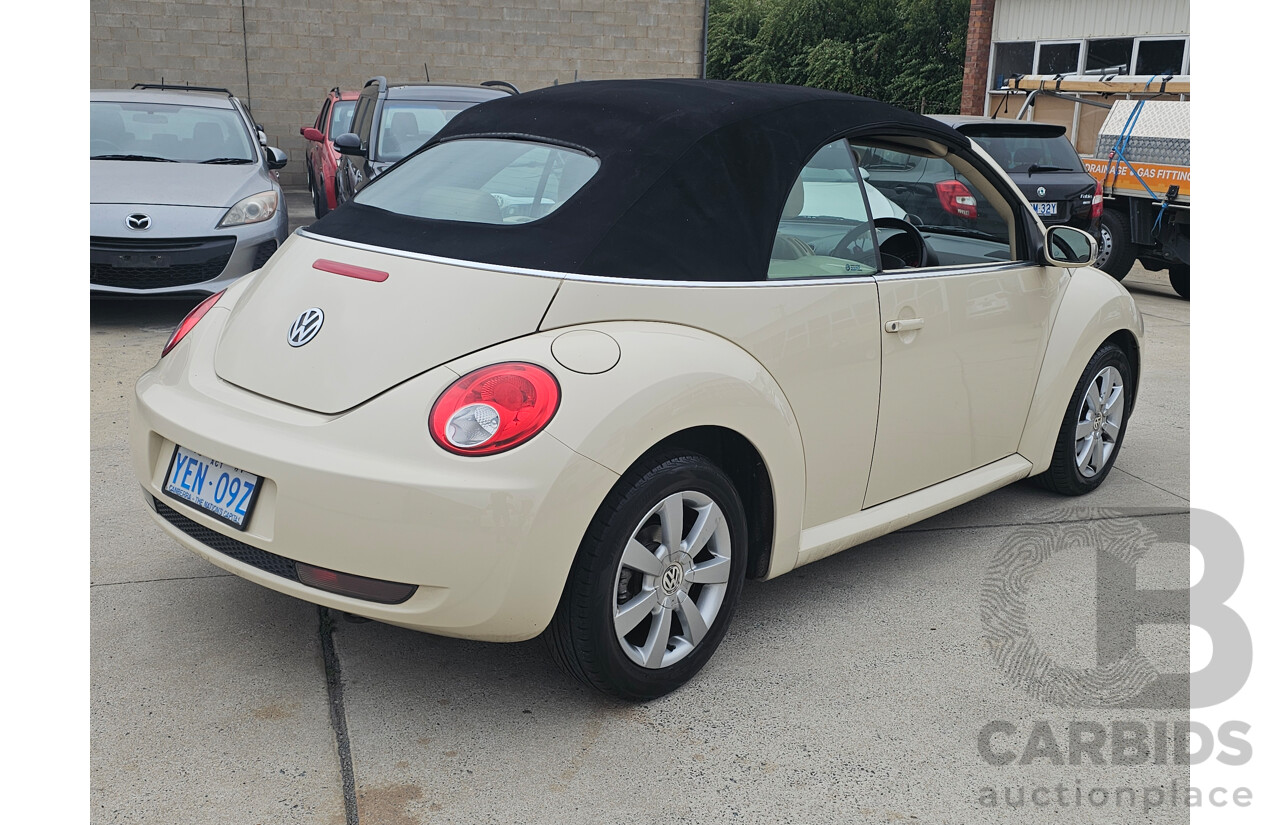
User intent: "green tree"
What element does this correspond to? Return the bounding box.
[705,0,767,81]
[707,0,968,112]
[884,0,969,110]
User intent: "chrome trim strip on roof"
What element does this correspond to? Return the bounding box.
[294,228,1036,288]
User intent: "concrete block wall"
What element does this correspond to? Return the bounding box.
[91,0,708,186]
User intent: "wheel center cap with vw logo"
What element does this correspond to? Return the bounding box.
[126,213,152,231]
[288,308,325,347]
[657,549,694,608]
[661,564,684,594]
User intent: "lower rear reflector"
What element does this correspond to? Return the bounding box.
[296,562,417,604]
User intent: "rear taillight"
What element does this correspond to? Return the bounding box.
[935,179,978,219]
[429,362,561,456]
[1091,179,1104,220]
[161,291,224,357]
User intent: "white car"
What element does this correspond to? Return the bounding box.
[131,80,1141,700]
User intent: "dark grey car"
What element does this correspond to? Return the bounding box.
[90,85,289,296]
[333,78,512,206]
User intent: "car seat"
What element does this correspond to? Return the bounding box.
[1010,147,1041,169]
[191,121,226,159]
[771,180,814,260]
[381,112,420,159]
[91,107,130,152]
[418,186,501,223]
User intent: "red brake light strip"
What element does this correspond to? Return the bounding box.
[312,259,389,282]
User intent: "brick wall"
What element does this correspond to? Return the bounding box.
[91,0,708,186]
[960,0,993,115]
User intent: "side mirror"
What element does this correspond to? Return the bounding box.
[300,127,325,143]
[1044,225,1096,268]
[334,133,365,157]
[266,146,288,170]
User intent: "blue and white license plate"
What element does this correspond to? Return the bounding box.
[1032,201,1059,216]
[163,445,262,530]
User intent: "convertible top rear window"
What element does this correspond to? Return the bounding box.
[354,139,599,224]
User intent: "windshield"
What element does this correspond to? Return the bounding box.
[969,133,1085,173]
[90,101,255,163]
[328,100,356,139]
[355,138,599,224]
[374,100,482,162]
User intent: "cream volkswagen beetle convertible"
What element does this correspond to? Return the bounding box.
[131,80,1141,700]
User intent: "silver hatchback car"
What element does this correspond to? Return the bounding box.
[90,84,289,295]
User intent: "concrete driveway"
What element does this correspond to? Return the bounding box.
[91,201,1190,824]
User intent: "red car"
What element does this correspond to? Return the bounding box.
[300,88,360,218]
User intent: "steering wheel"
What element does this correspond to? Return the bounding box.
[90,138,119,155]
[833,217,935,269]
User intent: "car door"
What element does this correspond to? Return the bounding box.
[852,140,1066,507]
[337,91,376,205]
[309,98,331,182]
[761,139,885,527]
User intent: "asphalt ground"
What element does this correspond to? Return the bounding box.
[91,190,1191,824]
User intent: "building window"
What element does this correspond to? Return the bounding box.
[991,41,1034,89]
[1085,38,1133,74]
[1035,42,1082,75]
[1136,38,1187,75]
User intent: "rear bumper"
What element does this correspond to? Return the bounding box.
[129,308,617,641]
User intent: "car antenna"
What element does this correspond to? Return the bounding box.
[424,63,430,82]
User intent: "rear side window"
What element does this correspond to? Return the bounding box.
[328,100,356,139]
[354,138,600,224]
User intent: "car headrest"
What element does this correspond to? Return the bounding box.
[1011,147,1041,167]
[389,112,419,137]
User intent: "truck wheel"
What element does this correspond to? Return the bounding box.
[1095,210,1136,280]
[1169,265,1189,300]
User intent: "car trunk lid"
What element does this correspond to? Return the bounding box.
[213,234,561,414]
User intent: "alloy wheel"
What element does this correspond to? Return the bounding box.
[611,490,732,669]
[1074,365,1125,477]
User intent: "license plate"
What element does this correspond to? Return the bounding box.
[114,253,170,269]
[1032,201,1058,216]
[163,445,262,530]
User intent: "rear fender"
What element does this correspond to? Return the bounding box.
[443,322,806,579]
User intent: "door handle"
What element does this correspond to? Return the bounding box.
[885,318,925,334]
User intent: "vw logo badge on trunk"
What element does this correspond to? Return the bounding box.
[126,213,152,231]
[1036,186,1047,198]
[288,308,325,347]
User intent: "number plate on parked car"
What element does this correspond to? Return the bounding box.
[163,445,262,530]
[1032,201,1058,216]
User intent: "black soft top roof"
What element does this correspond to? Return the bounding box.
[309,79,969,281]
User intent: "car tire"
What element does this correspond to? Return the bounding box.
[1169,265,1189,300]
[546,452,747,701]
[1034,343,1133,496]
[1095,209,1136,280]
[310,168,329,219]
